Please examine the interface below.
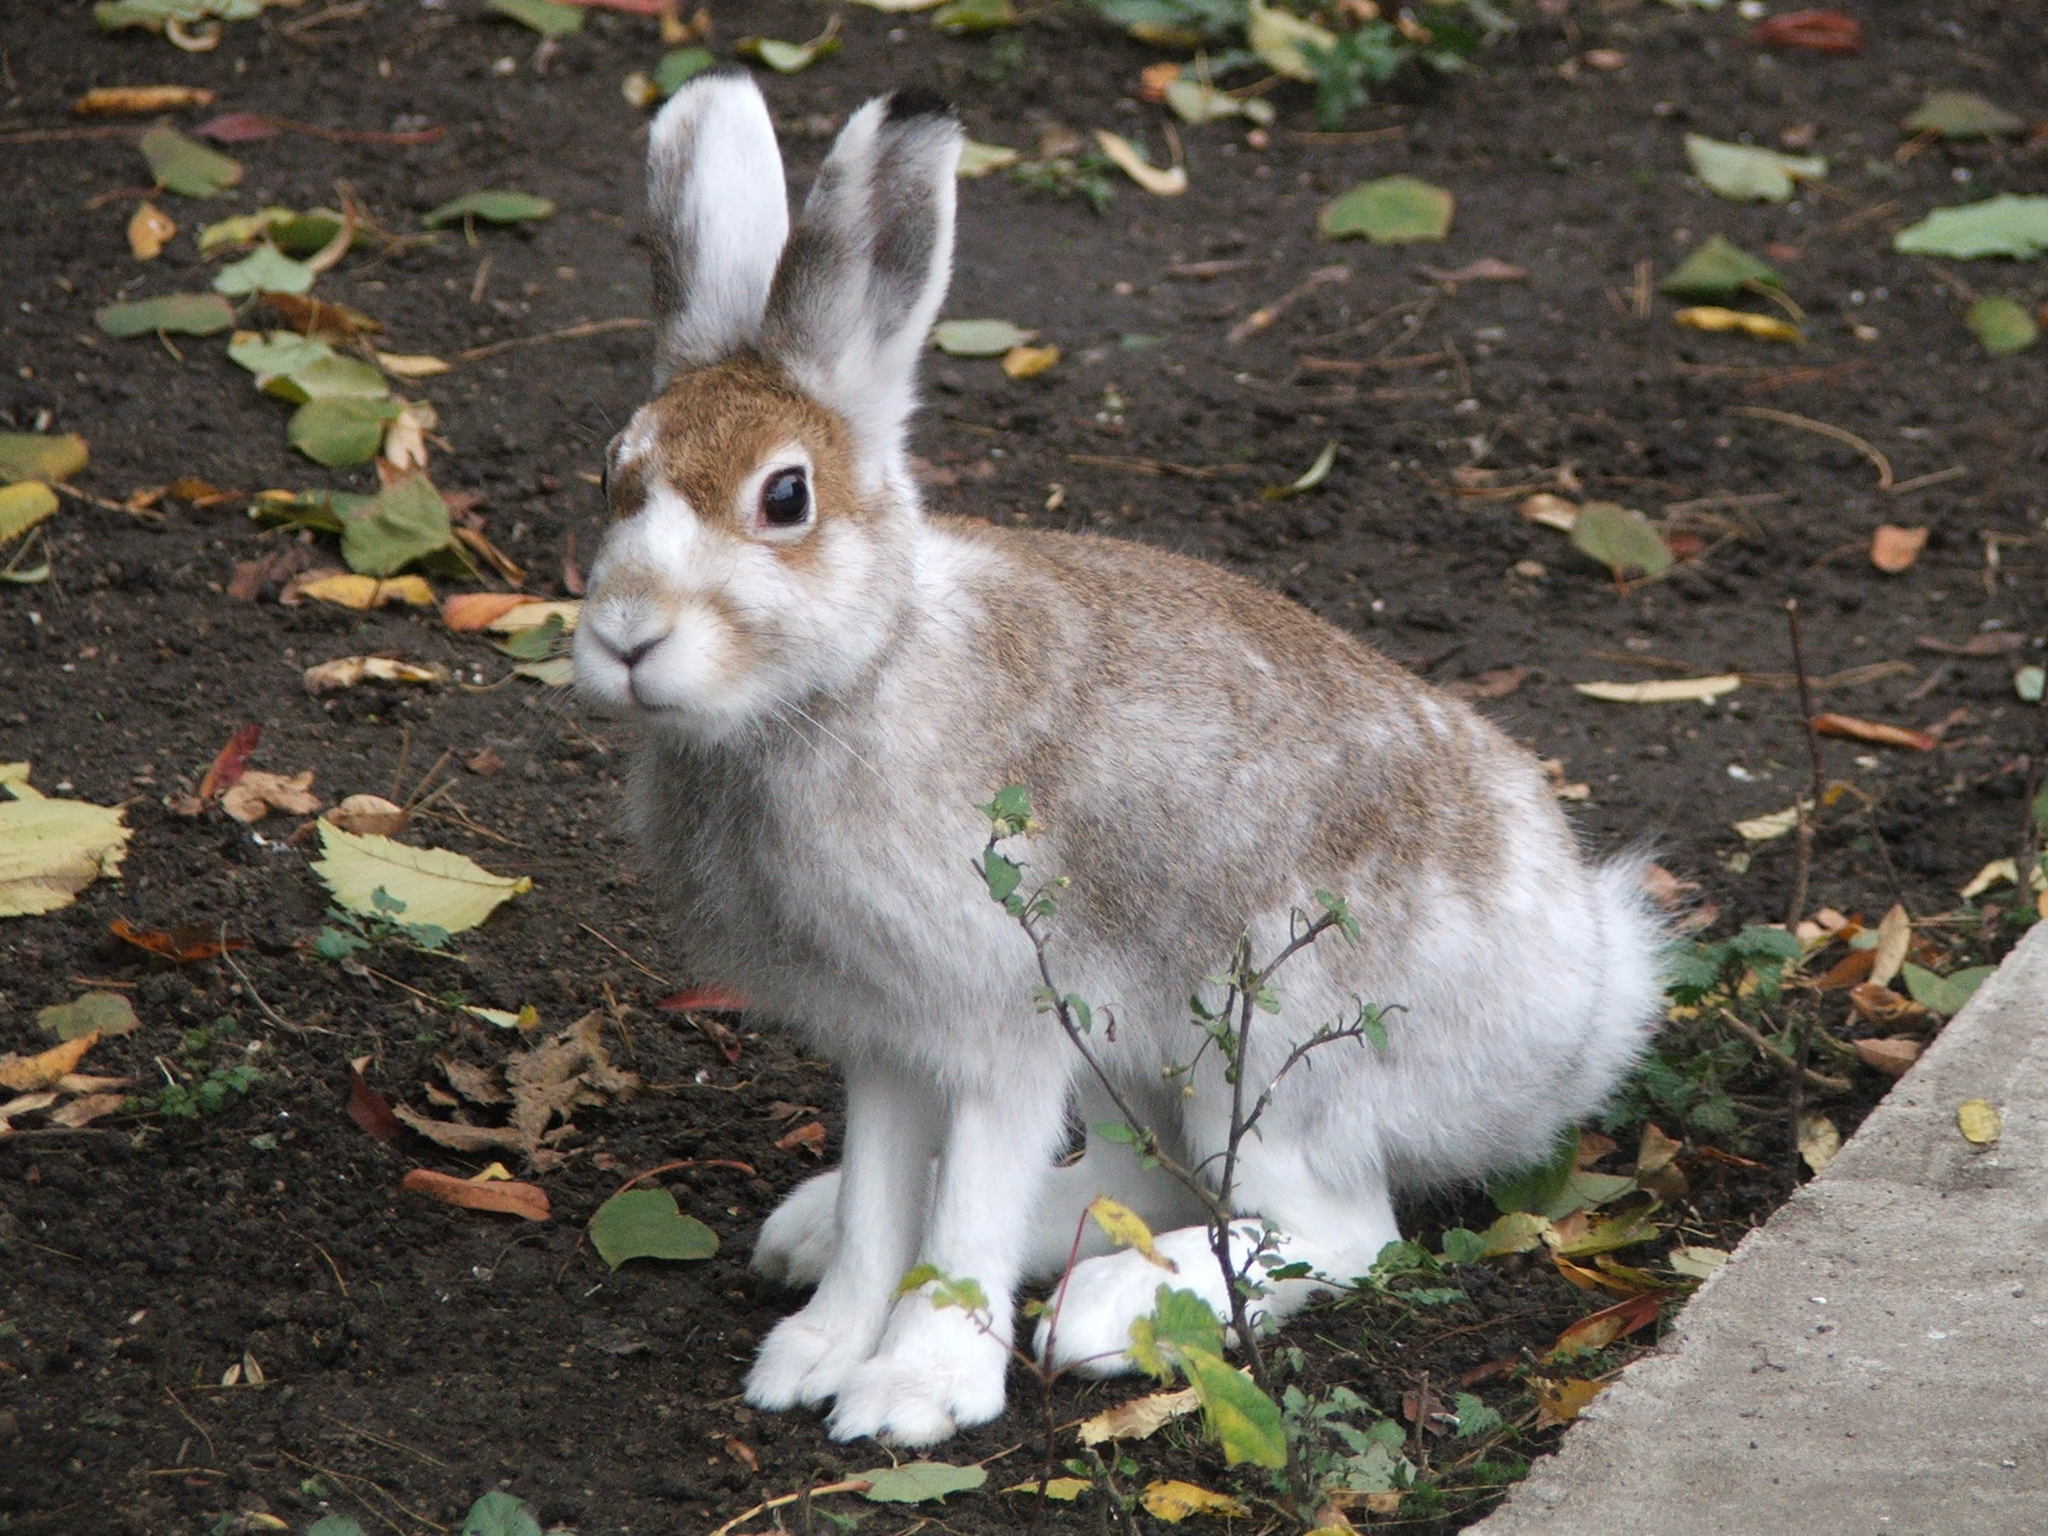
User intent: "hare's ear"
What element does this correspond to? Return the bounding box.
[647,69,790,384]
[761,90,961,486]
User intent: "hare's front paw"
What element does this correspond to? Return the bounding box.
[753,1170,840,1288]
[745,1307,875,1410]
[1035,1229,1229,1377]
[824,1311,1010,1445]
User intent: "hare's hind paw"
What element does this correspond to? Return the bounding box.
[745,1308,873,1410]
[825,1324,1010,1445]
[753,1169,840,1288]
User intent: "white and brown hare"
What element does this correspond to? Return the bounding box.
[573,70,1665,1446]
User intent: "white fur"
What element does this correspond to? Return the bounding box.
[576,75,1668,1446]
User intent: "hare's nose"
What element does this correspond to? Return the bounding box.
[614,634,665,670]
[589,610,672,670]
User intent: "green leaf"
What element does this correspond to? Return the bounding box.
[932,318,1034,356]
[213,244,316,297]
[0,482,59,546]
[139,125,241,197]
[1966,296,2039,355]
[37,990,141,1041]
[1900,963,1993,1019]
[1180,1346,1288,1469]
[981,783,1032,831]
[1438,1226,1488,1266]
[1571,501,1672,581]
[494,612,569,660]
[1261,439,1338,500]
[94,292,236,338]
[459,1490,544,1536]
[1903,90,2024,141]
[856,1462,988,1503]
[958,138,1021,177]
[312,821,531,933]
[422,191,556,229]
[486,0,582,36]
[306,1518,369,1536]
[1658,235,1781,301]
[736,23,842,73]
[2017,665,2046,704]
[0,433,88,486]
[1683,134,1826,203]
[228,329,334,379]
[982,850,1022,903]
[1128,1283,1225,1379]
[288,397,402,468]
[655,47,716,95]
[265,354,391,404]
[1487,1125,1579,1216]
[339,473,457,574]
[1452,1392,1504,1438]
[588,1187,719,1268]
[933,0,1016,34]
[271,210,349,258]
[1893,195,2048,260]
[1318,174,1454,243]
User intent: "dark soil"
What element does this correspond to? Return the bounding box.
[3,3,2044,1533]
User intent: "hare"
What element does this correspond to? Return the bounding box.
[573,70,1665,1447]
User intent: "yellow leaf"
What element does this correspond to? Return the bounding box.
[1957,1098,2001,1146]
[299,573,435,611]
[470,1161,517,1183]
[486,599,581,634]
[1001,343,1060,379]
[312,821,531,934]
[1869,903,1910,988]
[72,84,216,115]
[1797,1112,1841,1173]
[375,351,452,378]
[1245,0,1336,80]
[1575,674,1741,704]
[1086,1196,1175,1268]
[128,201,177,260]
[220,770,322,824]
[1667,1245,1729,1280]
[1534,1377,1605,1426]
[1140,1481,1249,1523]
[1673,306,1804,343]
[1732,804,1803,842]
[1092,130,1186,196]
[0,781,132,917]
[0,1030,102,1091]
[0,481,60,545]
[1960,858,2016,899]
[302,656,447,694]
[999,1477,1089,1500]
[1520,491,1578,531]
[1478,1210,1551,1257]
[1076,1384,1200,1445]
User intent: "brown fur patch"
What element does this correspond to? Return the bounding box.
[613,352,864,565]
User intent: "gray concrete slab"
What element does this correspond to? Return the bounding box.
[1470,923,2048,1536]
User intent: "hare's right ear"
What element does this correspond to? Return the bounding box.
[646,69,790,384]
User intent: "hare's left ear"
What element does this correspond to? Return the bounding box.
[761,90,961,488]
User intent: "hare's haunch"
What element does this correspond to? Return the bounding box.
[574,70,1665,1447]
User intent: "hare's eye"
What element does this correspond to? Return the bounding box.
[760,467,811,528]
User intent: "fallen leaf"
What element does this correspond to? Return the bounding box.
[0,433,89,486]
[1420,257,1527,285]
[288,397,404,468]
[1076,1385,1201,1445]
[1959,858,2017,899]
[1846,982,1930,1030]
[1658,236,1781,301]
[325,794,409,837]
[72,84,217,115]
[1140,1481,1250,1523]
[1811,713,1936,752]
[1753,9,1861,53]
[313,822,530,933]
[0,483,60,546]
[302,655,447,693]
[1854,1037,1923,1079]
[932,0,1016,36]
[1667,1245,1728,1280]
[37,992,140,1041]
[1684,135,1827,202]
[856,1462,987,1504]
[391,1104,527,1155]
[1319,175,1454,243]
[214,244,314,297]
[110,917,240,963]
[1545,1290,1666,1362]
[1918,632,2026,658]
[1902,963,1992,1019]
[95,292,236,338]
[1956,1098,2001,1147]
[221,769,322,824]
[460,1003,537,1032]
[1093,130,1186,196]
[1000,343,1061,379]
[1869,903,1912,988]
[297,572,436,611]
[486,0,583,35]
[1576,675,1741,704]
[774,1120,828,1157]
[375,351,451,379]
[1674,306,1803,343]
[139,124,241,197]
[1520,492,1578,531]
[127,201,178,260]
[439,1056,510,1104]
[347,1064,403,1144]
[0,1031,102,1092]
[588,1186,719,1267]
[400,1166,551,1220]
[733,16,842,73]
[196,723,262,803]
[1797,1111,1841,1173]
[1893,195,2048,260]
[443,592,537,631]
[956,137,1020,177]
[49,1092,129,1128]
[485,600,579,635]
[1245,0,1336,80]
[0,775,132,917]
[655,985,748,1012]
[1967,296,2038,357]
[1000,1477,1089,1500]
[1163,76,1273,127]
[1572,501,1673,580]
[1903,90,2025,142]
[932,318,1035,357]
[1444,666,1526,701]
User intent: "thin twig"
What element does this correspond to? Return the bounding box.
[1784,599,1828,932]
[1716,1009,1851,1095]
[219,927,306,1036]
[455,316,652,363]
[1734,406,1893,490]
[705,1478,874,1536]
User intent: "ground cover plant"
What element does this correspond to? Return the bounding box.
[2,1,2044,1532]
